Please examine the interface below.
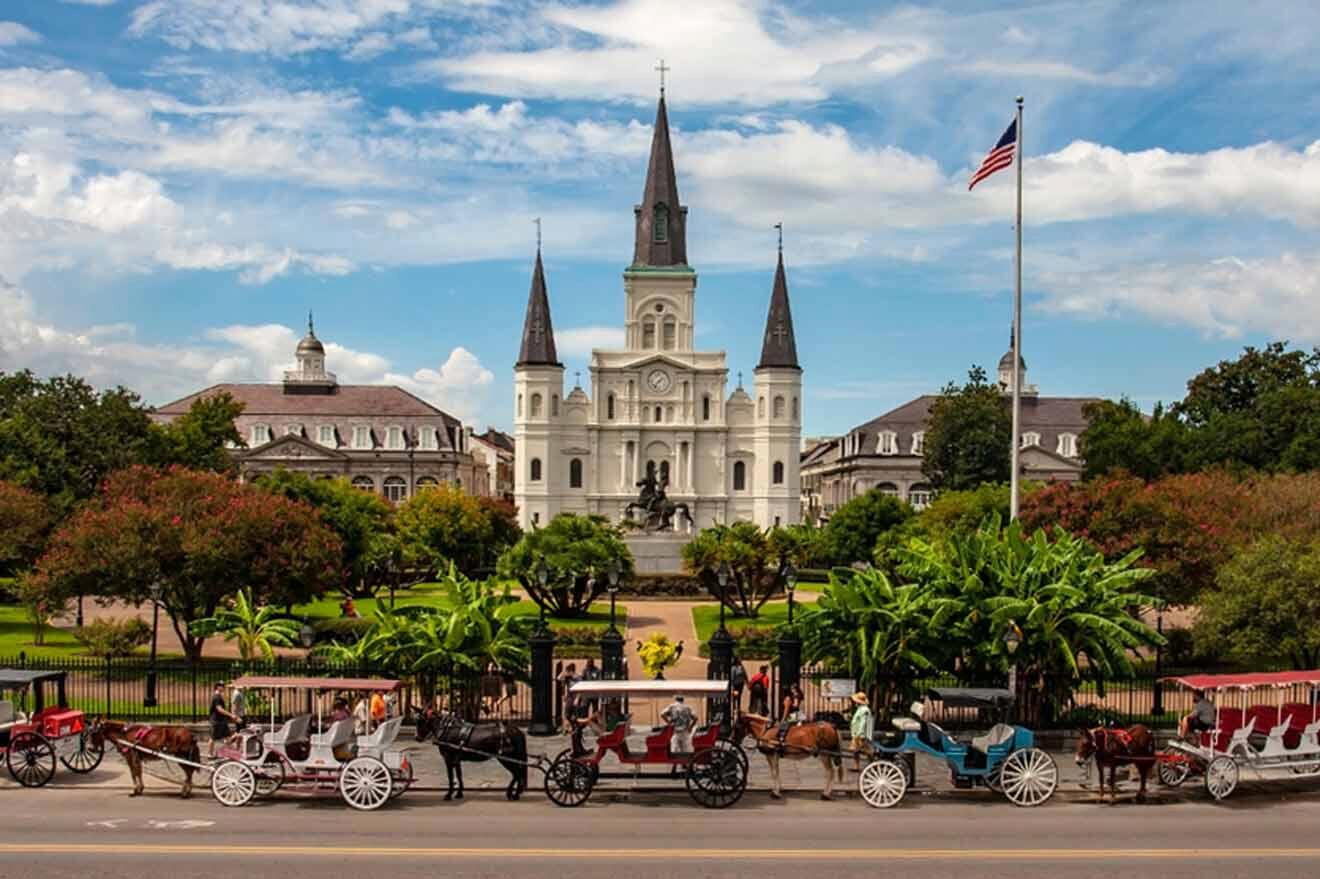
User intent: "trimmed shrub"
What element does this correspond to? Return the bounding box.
[73,618,152,658]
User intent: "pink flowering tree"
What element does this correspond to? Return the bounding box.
[29,466,342,660]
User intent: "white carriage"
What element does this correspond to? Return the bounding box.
[1161,670,1320,800]
[209,675,413,811]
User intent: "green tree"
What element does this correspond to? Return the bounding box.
[821,489,912,566]
[1079,398,1190,480]
[156,391,245,474]
[255,470,395,598]
[0,372,161,516]
[874,483,1015,572]
[0,480,52,576]
[189,588,301,661]
[799,567,963,714]
[766,522,828,569]
[395,484,518,575]
[29,466,342,660]
[497,514,634,618]
[1196,536,1320,669]
[922,366,1012,491]
[683,521,789,617]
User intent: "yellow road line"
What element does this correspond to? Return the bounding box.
[2,845,1320,860]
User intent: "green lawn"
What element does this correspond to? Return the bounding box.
[691,599,816,641]
[0,604,85,659]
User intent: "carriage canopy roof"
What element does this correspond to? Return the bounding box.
[570,679,729,698]
[0,669,66,689]
[1164,671,1320,691]
[230,675,402,692]
[926,687,1015,709]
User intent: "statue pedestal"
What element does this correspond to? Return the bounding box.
[625,533,690,574]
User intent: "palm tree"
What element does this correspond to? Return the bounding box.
[189,589,301,661]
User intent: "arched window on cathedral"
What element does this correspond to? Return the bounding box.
[530,458,542,482]
[642,316,657,349]
[702,394,711,422]
[654,405,662,423]
[653,204,669,243]
[517,394,523,417]
[659,461,670,484]
[792,396,799,420]
[773,461,785,485]
[530,393,543,417]
[551,394,559,416]
[733,461,747,492]
[607,393,615,420]
[662,317,676,350]
[569,458,583,489]
[758,397,766,418]
[773,396,785,419]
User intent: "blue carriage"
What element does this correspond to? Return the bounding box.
[858,687,1058,808]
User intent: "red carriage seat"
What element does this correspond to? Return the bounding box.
[1203,708,1242,751]
[1284,703,1319,748]
[596,720,630,751]
[690,723,722,752]
[1246,705,1279,736]
[644,724,676,760]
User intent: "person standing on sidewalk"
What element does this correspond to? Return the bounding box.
[748,665,771,716]
[728,660,748,717]
[208,681,241,759]
[848,692,874,771]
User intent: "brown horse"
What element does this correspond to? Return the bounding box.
[1074,724,1156,804]
[735,714,843,800]
[91,719,202,798]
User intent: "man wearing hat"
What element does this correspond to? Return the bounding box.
[849,692,874,771]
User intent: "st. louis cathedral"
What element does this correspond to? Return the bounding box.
[512,90,803,531]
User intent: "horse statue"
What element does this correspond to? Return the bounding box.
[90,719,201,798]
[414,707,528,801]
[734,713,844,800]
[623,473,694,533]
[1075,724,1156,804]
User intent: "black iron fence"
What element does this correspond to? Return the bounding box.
[1,654,531,724]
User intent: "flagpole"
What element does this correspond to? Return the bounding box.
[1009,95,1024,521]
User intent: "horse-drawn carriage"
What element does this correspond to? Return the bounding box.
[858,687,1059,809]
[209,675,413,811]
[0,669,103,787]
[1159,670,1320,800]
[543,679,747,808]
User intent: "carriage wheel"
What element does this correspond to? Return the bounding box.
[999,748,1058,807]
[858,758,908,809]
[553,748,600,786]
[60,730,104,774]
[339,757,393,811]
[1205,755,1238,801]
[1157,751,1191,788]
[7,732,56,788]
[544,754,595,807]
[210,760,256,807]
[255,759,285,797]
[983,765,1003,793]
[685,741,747,809]
[389,761,414,799]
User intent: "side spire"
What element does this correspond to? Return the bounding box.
[757,234,800,370]
[516,247,561,367]
[632,88,687,267]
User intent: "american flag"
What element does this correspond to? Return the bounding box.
[968,118,1017,190]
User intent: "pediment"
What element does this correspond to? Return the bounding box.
[238,434,350,462]
[618,352,700,372]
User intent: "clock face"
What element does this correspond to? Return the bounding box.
[646,368,671,393]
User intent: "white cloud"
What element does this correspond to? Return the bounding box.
[387,346,495,425]
[0,23,40,46]
[156,243,353,284]
[556,326,626,356]
[1036,251,1320,342]
[58,0,119,5]
[954,59,1161,87]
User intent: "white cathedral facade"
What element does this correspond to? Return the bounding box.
[512,92,803,531]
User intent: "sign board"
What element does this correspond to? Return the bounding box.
[820,679,857,700]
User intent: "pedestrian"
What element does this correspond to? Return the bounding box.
[728,660,748,715]
[561,663,581,731]
[582,657,601,714]
[369,689,387,725]
[208,681,240,758]
[848,692,874,771]
[748,665,771,716]
[352,695,370,735]
[330,697,351,723]
[661,694,696,753]
[777,683,804,745]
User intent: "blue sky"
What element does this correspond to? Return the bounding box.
[3,1,1320,435]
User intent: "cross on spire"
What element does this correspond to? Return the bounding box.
[774,222,783,254]
[772,321,789,345]
[655,58,669,96]
[533,216,541,251]
[530,316,545,342]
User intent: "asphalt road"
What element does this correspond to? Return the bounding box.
[5,784,1320,879]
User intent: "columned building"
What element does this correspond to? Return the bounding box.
[512,91,803,530]
[800,337,1094,523]
[154,319,486,499]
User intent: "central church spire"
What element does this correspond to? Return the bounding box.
[632,92,688,268]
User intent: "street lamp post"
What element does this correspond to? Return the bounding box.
[782,562,798,625]
[600,559,625,681]
[1003,621,1022,701]
[708,562,734,680]
[777,562,802,721]
[144,581,163,708]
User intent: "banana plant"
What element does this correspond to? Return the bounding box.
[189,588,300,661]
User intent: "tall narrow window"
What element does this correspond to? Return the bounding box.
[607,393,615,420]
[569,458,583,488]
[653,205,669,243]
[659,461,670,484]
[702,395,711,421]
[530,393,543,417]
[773,461,785,485]
[773,396,785,419]
[251,424,271,445]
[383,476,407,503]
[551,394,559,416]
[387,426,404,450]
[517,393,523,416]
[530,458,542,482]
[353,426,371,449]
[662,318,676,350]
[792,397,799,419]
[733,460,746,491]
[758,397,766,418]
[655,405,662,423]
[642,316,657,349]
[318,425,336,447]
